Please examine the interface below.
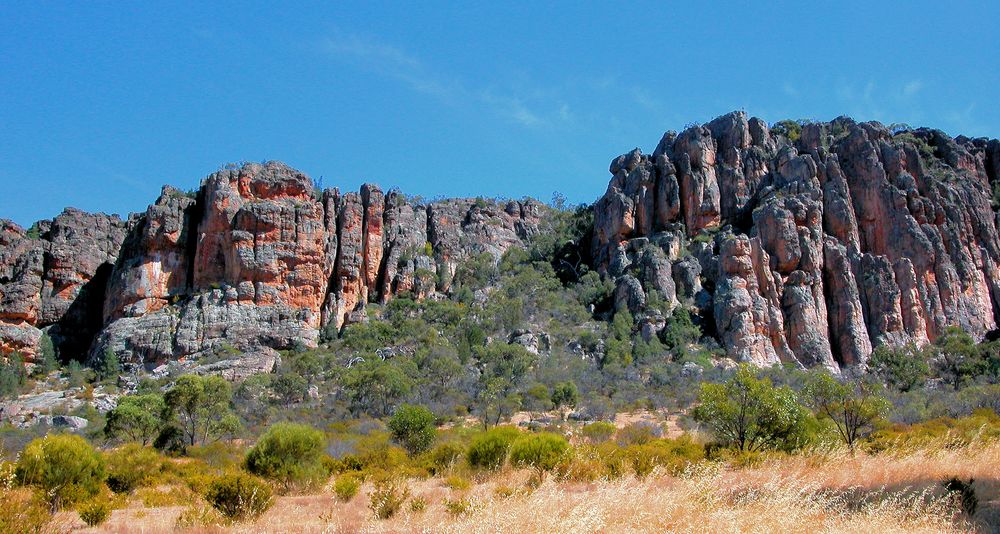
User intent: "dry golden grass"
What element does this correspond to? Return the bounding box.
[58,441,999,533]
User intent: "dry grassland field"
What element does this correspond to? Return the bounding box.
[8,414,994,534]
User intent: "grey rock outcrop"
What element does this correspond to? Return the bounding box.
[593,111,1000,372]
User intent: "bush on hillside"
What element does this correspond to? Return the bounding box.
[333,474,360,502]
[15,434,106,508]
[204,472,273,521]
[467,426,521,470]
[77,497,111,527]
[105,443,163,493]
[425,442,464,474]
[388,404,436,455]
[244,422,327,491]
[580,421,616,443]
[368,477,409,520]
[509,432,569,472]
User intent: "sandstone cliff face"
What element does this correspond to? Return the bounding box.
[3,113,997,377]
[593,112,1000,372]
[0,210,127,362]
[1,161,543,369]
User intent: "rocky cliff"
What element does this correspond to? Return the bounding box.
[0,162,543,369]
[3,113,999,377]
[593,112,1000,372]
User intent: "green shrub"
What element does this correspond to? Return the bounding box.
[580,421,616,443]
[626,435,705,477]
[333,474,360,502]
[135,485,196,507]
[187,441,244,469]
[866,409,1000,452]
[34,333,58,377]
[77,497,111,527]
[105,443,163,493]
[204,472,274,521]
[0,353,27,399]
[425,442,463,474]
[0,486,51,534]
[388,404,436,455]
[467,426,520,470]
[368,478,409,520]
[772,119,804,142]
[174,503,225,529]
[153,424,186,455]
[551,382,579,417]
[444,475,471,490]
[509,432,569,472]
[105,393,166,446]
[617,422,661,446]
[15,434,106,509]
[444,497,479,516]
[409,496,427,513]
[693,365,812,452]
[554,445,608,482]
[160,457,217,494]
[245,422,327,491]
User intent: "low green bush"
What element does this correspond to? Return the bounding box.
[625,435,705,477]
[425,442,463,474]
[509,432,569,472]
[78,497,111,527]
[444,474,471,490]
[15,434,106,508]
[444,497,478,516]
[579,421,616,443]
[866,409,1000,452]
[554,445,607,482]
[105,443,163,493]
[333,474,360,502]
[368,478,409,520]
[244,422,327,491]
[388,404,437,455]
[204,472,274,521]
[467,426,520,470]
[409,496,427,513]
[616,422,661,446]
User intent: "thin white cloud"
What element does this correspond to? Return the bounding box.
[945,102,982,135]
[902,80,924,97]
[319,35,453,99]
[322,35,420,70]
[320,32,566,129]
[629,86,663,111]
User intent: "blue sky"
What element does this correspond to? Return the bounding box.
[1,1,997,227]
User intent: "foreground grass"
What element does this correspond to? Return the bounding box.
[59,440,998,533]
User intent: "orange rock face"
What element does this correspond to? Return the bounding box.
[3,160,544,366]
[193,162,327,323]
